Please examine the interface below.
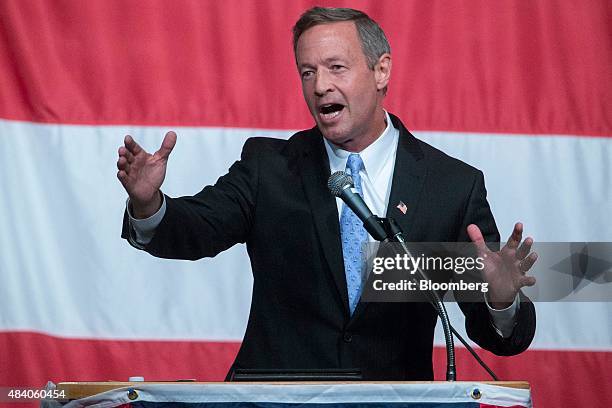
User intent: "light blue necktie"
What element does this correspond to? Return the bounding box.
[340,153,368,315]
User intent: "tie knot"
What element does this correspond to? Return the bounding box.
[346,153,364,177]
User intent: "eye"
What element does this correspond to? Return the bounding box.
[301,70,314,79]
[331,65,345,71]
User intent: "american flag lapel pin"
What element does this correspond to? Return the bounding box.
[396,200,407,215]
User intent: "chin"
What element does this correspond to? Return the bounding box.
[319,126,350,145]
[322,133,350,147]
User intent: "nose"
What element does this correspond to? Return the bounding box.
[314,70,334,97]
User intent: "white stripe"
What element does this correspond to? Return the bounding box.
[414,131,612,351]
[416,130,611,241]
[1,119,610,351]
[0,119,290,341]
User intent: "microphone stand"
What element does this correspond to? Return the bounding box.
[376,217,456,381]
[369,216,501,382]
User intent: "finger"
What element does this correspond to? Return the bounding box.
[118,146,134,163]
[519,275,536,287]
[155,131,177,160]
[519,252,538,272]
[124,135,144,156]
[516,237,533,260]
[467,224,489,256]
[505,222,523,249]
[117,156,130,172]
[117,170,129,186]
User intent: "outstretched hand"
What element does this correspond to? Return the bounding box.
[117,131,177,218]
[468,222,537,309]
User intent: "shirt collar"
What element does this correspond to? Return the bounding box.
[324,110,398,180]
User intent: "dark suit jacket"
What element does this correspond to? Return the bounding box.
[122,113,536,380]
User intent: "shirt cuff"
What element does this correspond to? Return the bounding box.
[485,293,520,338]
[126,194,166,245]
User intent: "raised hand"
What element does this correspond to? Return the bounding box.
[467,222,537,309]
[117,131,177,218]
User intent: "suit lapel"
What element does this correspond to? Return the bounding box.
[297,129,350,316]
[384,114,427,240]
[351,114,427,321]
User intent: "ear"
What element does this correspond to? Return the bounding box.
[374,53,392,91]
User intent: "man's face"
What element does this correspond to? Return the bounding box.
[296,21,390,151]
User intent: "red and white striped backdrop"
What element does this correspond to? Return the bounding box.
[0,1,610,407]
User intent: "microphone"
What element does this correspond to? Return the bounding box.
[327,171,387,241]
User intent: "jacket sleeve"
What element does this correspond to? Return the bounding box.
[121,138,260,261]
[456,170,536,356]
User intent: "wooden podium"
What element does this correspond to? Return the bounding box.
[53,381,532,407]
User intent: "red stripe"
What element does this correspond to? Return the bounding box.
[2,331,610,408]
[433,346,612,408]
[480,406,525,408]
[0,0,609,135]
[0,331,238,385]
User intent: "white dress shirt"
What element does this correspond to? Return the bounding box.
[324,111,399,238]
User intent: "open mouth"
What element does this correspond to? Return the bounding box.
[319,103,345,121]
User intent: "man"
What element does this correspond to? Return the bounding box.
[118,7,536,380]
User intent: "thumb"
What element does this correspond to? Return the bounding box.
[467,224,488,256]
[156,131,177,160]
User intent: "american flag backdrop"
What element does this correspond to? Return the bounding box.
[0,1,610,407]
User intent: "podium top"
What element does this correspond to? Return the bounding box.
[57,381,530,400]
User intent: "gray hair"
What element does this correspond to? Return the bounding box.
[292,7,391,70]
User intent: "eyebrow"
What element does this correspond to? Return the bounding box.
[299,57,348,70]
